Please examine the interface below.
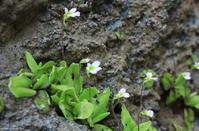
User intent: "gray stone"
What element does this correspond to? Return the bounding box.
[0,0,48,43]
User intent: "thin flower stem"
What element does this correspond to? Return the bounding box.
[111,100,121,130]
[138,83,144,131]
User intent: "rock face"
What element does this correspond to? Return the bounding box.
[0,0,48,43]
[0,0,199,130]
[0,93,88,131]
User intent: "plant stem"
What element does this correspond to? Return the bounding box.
[138,84,144,131]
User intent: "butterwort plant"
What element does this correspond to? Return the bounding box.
[161,71,199,109]
[140,110,154,118]
[121,105,157,131]
[142,70,158,88]
[63,8,80,25]
[8,51,112,130]
[113,88,130,103]
[193,62,199,70]
[86,60,102,76]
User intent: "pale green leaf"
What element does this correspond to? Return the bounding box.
[33,74,50,90]
[94,124,112,131]
[25,51,39,73]
[92,112,110,124]
[79,87,98,101]
[121,105,137,131]
[74,100,94,119]
[34,90,50,113]
[161,73,174,90]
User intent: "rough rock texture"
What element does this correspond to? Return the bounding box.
[0,0,199,130]
[0,92,88,130]
[0,0,48,43]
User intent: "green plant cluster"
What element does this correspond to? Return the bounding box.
[173,108,194,131]
[161,72,198,131]
[8,51,159,131]
[121,105,157,131]
[161,73,199,109]
[8,51,111,130]
[141,70,158,88]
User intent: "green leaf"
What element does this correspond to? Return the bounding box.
[79,87,98,101]
[65,63,83,94]
[0,97,4,113]
[92,112,110,124]
[166,91,178,104]
[8,75,36,98]
[172,122,185,131]
[185,92,199,109]
[59,61,67,68]
[174,75,191,98]
[34,90,50,113]
[25,51,39,73]
[90,88,110,122]
[144,79,153,88]
[121,105,137,131]
[94,124,112,131]
[51,85,79,103]
[175,75,186,88]
[33,74,50,90]
[134,121,156,131]
[9,75,32,88]
[174,75,190,98]
[40,61,55,71]
[9,87,36,98]
[57,67,67,82]
[74,100,94,119]
[51,94,60,105]
[49,66,57,83]
[59,99,74,120]
[161,73,174,90]
[51,84,74,93]
[184,108,194,131]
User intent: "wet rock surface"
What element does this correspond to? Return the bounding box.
[0,89,88,131]
[0,0,199,130]
[0,0,48,43]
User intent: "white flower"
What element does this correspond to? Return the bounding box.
[193,62,199,70]
[64,8,80,17]
[141,110,154,118]
[63,8,80,25]
[80,58,90,64]
[113,88,130,102]
[182,72,191,80]
[119,88,130,98]
[145,72,158,81]
[86,61,102,74]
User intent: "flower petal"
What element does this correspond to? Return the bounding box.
[90,70,98,74]
[69,8,77,13]
[147,110,154,117]
[141,110,154,118]
[146,72,153,78]
[86,63,91,70]
[92,61,101,67]
[182,72,191,80]
[119,88,126,93]
[64,8,68,12]
[152,77,158,81]
[124,93,130,98]
[71,11,80,17]
[95,67,102,72]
